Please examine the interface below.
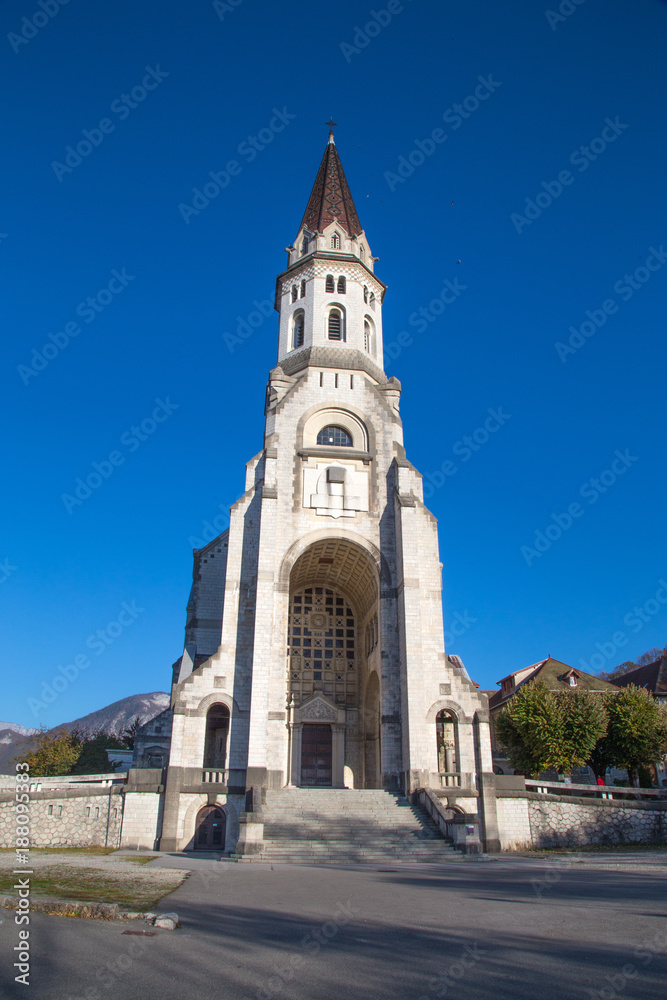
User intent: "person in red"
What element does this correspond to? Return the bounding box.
[596,776,605,786]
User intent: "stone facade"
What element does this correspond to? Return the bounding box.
[132,133,499,853]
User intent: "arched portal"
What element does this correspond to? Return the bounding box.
[203,704,230,769]
[194,805,226,850]
[286,538,380,788]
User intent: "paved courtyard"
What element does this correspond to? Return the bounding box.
[1,851,666,1000]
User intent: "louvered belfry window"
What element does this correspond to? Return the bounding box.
[328,310,342,340]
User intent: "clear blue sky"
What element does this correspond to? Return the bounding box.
[2,0,666,728]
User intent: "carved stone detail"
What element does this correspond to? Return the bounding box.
[299,697,337,722]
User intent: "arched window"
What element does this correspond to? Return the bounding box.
[328,309,342,340]
[293,310,305,349]
[364,320,371,353]
[291,285,298,303]
[436,710,459,785]
[363,285,368,304]
[337,276,346,294]
[203,704,230,769]
[317,425,353,447]
[287,586,356,708]
[301,235,309,255]
[331,232,340,249]
[325,274,334,294]
[359,244,365,261]
[370,292,375,309]
[300,279,306,298]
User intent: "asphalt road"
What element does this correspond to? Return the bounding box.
[1,853,666,1000]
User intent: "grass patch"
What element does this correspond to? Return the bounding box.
[0,866,186,911]
[0,846,116,855]
[116,855,159,865]
[522,842,667,855]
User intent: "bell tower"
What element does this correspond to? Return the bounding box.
[275,124,385,371]
[153,126,500,855]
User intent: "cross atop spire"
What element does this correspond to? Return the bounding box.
[298,132,362,238]
[325,117,338,144]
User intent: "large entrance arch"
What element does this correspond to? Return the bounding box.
[285,538,381,789]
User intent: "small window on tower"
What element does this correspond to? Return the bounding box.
[331,232,340,249]
[370,292,375,309]
[293,311,305,349]
[291,285,298,303]
[325,274,335,293]
[301,235,309,255]
[359,244,365,261]
[364,320,371,353]
[300,280,306,298]
[337,276,346,294]
[363,285,368,303]
[317,426,353,447]
[328,309,342,340]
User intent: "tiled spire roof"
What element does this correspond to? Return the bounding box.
[299,136,363,238]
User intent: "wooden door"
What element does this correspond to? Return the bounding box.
[301,724,332,786]
[194,806,226,850]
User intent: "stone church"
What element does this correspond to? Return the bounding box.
[128,127,499,856]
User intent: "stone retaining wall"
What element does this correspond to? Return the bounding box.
[496,785,667,850]
[0,785,124,849]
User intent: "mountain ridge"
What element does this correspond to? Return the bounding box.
[0,692,169,773]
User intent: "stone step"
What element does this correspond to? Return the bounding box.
[244,789,458,864]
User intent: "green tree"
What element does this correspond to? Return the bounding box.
[67,728,127,775]
[119,717,142,750]
[495,682,608,777]
[590,685,667,784]
[495,681,557,777]
[13,728,81,776]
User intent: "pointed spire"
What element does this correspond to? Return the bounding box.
[298,127,363,238]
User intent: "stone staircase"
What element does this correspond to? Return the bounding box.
[235,788,462,864]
